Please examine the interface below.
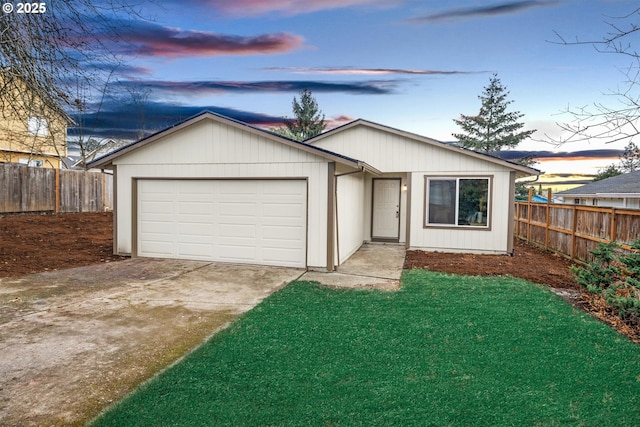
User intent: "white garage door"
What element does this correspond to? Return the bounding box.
[137,179,307,267]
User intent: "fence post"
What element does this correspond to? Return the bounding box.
[55,168,60,213]
[611,207,617,244]
[527,188,533,241]
[545,188,552,249]
[571,205,578,259]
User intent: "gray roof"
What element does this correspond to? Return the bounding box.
[556,170,640,196]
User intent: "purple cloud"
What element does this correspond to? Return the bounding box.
[410,1,559,23]
[95,20,303,58]
[114,79,396,95]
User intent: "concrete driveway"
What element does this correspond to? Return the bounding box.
[0,259,303,426]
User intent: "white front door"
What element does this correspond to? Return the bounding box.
[372,178,400,240]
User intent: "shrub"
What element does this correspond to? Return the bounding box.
[571,240,640,323]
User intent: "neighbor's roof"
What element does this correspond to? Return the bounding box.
[87,110,381,175]
[556,170,640,197]
[305,118,540,179]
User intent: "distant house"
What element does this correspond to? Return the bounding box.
[0,73,70,169]
[88,111,539,269]
[65,139,126,170]
[555,170,640,209]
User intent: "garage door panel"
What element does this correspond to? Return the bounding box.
[140,200,174,214]
[262,247,303,264]
[219,201,256,216]
[218,223,256,238]
[178,222,213,236]
[138,179,306,267]
[218,245,257,261]
[178,202,213,215]
[263,203,304,218]
[177,242,213,259]
[262,225,302,240]
[139,240,174,257]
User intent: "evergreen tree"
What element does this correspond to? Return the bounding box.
[453,74,536,154]
[593,164,623,181]
[282,89,326,140]
[620,141,640,172]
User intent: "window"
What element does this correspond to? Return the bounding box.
[425,177,490,228]
[28,116,48,137]
[18,158,44,167]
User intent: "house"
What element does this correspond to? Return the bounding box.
[555,170,640,209]
[0,73,70,168]
[88,111,539,270]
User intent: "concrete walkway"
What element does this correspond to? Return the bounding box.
[301,243,406,290]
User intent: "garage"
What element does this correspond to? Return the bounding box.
[137,179,307,268]
[88,111,380,270]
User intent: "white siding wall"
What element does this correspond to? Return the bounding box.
[409,171,513,254]
[313,125,517,254]
[335,173,365,264]
[113,119,332,269]
[313,126,478,173]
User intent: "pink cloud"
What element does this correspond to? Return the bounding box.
[109,21,303,57]
[194,0,401,16]
[263,67,478,75]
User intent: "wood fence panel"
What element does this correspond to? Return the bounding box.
[59,169,80,213]
[1,163,112,214]
[549,229,571,256]
[549,206,572,233]
[576,209,610,240]
[616,212,640,245]
[0,164,20,212]
[0,163,54,213]
[515,200,640,263]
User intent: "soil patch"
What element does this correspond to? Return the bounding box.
[404,239,579,289]
[0,212,126,278]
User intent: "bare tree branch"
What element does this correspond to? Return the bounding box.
[549,8,640,146]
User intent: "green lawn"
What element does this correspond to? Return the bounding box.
[91,270,640,426]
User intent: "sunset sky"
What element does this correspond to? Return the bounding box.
[73,0,639,175]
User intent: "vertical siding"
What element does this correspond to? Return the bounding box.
[336,173,365,264]
[119,121,326,166]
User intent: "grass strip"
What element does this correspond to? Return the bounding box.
[91,270,640,426]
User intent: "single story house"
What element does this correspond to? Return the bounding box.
[88,111,539,270]
[555,170,640,209]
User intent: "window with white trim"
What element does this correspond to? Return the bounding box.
[18,158,44,167]
[425,177,490,228]
[28,116,48,137]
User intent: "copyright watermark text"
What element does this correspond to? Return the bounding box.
[3,2,47,14]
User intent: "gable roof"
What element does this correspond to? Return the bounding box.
[556,170,640,197]
[305,119,540,178]
[87,111,380,174]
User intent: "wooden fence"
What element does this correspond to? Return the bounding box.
[0,163,112,213]
[515,192,640,263]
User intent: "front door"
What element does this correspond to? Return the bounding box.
[372,178,400,241]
